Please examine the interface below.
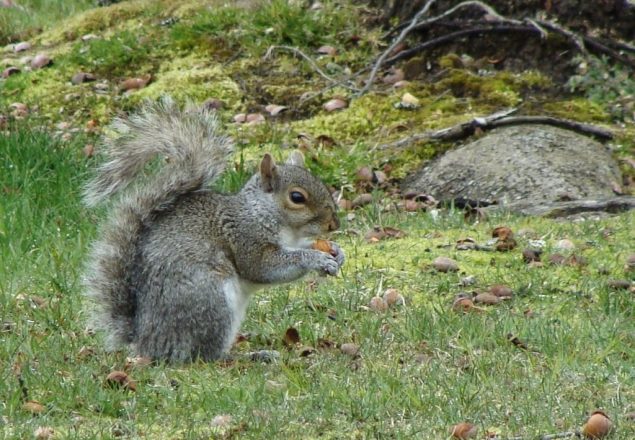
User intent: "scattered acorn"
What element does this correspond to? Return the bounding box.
[30,53,52,69]
[369,296,388,312]
[2,66,20,78]
[323,98,347,112]
[383,288,405,307]
[473,292,500,305]
[340,343,360,357]
[555,239,575,251]
[452,296,476,312]
[489,284,513,298]
[312,239,334,255]
[105,370,137,391]
[582,410,612,439]
[451,422,477,439]
[352,193,373,208]
[71,71,96,84]
[432,256,459,273]
[14,41,31,52]
[522,248,542,263]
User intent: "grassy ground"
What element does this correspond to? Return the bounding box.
[1,0,635,438]
[1,126,634,439]
[0,0,94,44]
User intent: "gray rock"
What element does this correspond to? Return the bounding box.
[403,125,625,215]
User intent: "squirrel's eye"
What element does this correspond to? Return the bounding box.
[289,191,306,204]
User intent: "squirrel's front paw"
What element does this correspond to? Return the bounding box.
[329,241,345,268]
[315,251,340,276]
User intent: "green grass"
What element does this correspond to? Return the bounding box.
[1,126,634,438]
[170,0,364,58]
[0,0,94,44]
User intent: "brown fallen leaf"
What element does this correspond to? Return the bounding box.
[297,345,316,357]
[264,104,287,116]
[315,134,337,148]
[507,333,531,351]
[125,356,153,369]
[451,422,478,439]
[22,400,45,414]
[492,226,514,240]
[317,45,337,56]
[33,426,54,440]
[120,74,151,91]
[317,338,336,349]
[283,327,301,346]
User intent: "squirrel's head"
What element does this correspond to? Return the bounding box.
[258,152,339,239]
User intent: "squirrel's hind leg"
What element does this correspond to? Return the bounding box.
[134,267,248,363]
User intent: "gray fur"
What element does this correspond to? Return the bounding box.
[83,98,343,362]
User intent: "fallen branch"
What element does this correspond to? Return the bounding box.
[379,110,613,150]
[385,21,635,69]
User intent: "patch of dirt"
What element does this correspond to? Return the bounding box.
[363,0,635,90]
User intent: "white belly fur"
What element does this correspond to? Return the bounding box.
[222,278,263,352]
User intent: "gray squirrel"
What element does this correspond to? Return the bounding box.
[83,97,345,363]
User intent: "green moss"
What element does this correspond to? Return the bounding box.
[66,30,157,79]
[542,98,610,123]
[35,0,159,44]
[128,55,242,107]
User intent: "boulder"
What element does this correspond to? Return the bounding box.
[402,125,627,216]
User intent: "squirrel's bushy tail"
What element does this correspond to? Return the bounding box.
[83,97,233,350]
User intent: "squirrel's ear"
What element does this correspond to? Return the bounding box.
[260,153,277,192]
[286,151,305,168]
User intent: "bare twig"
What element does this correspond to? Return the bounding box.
[264,45,359,92]
[358,0,438,96]
[379,110,613,150]
[361,1,526,95]
[385,20,635,69]
[385,25,537,66]
[533,19,586,52]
